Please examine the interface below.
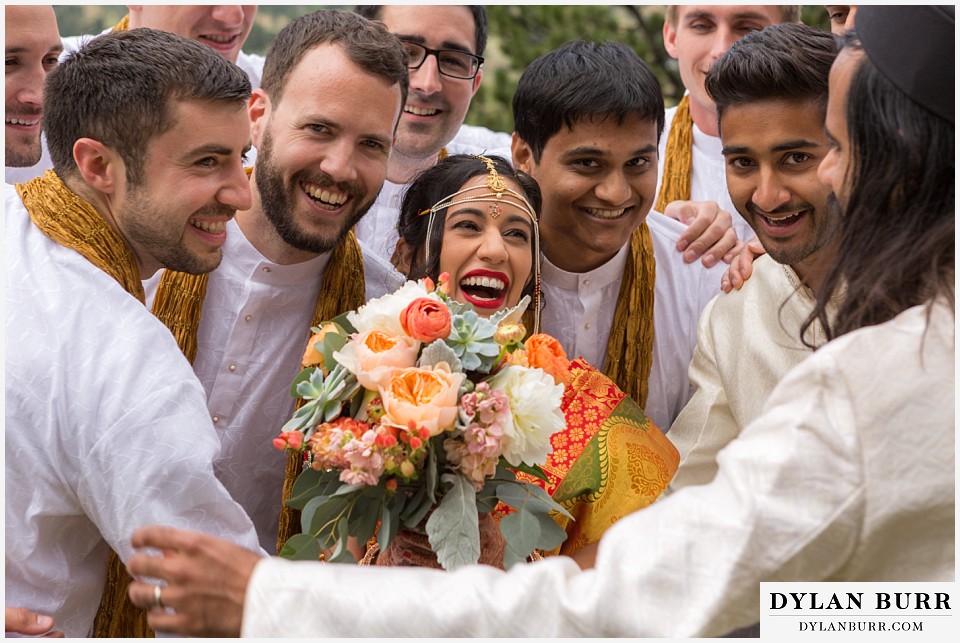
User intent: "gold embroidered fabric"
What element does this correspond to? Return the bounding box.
[602,222,656,408]
[654,94,693,213]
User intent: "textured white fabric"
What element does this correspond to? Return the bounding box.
[144,219,403,550]
[540,211,725,431]
[353,124,513,264]
[668,255,832,489]
[5,32,264,185]
[657,102,755,242]
[4,187,263,638]
[242,300,955,637]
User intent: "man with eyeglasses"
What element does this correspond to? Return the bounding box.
[352,5,511,265]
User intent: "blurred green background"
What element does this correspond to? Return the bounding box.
[53,5,832,135]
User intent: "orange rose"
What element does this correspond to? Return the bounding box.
[380,364,464,436]
[301,323,340,368]
[400,297,451,343]
[523,334,572,385]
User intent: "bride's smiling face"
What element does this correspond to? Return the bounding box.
[438,175,534,316]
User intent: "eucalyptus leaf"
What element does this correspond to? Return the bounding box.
[496,481,574,520]
[287,468,343,509]
[533,511,568,551]
[499,508,542,569]
[328,311,357,335]
[353,487,385,545]
[510,461,549,483]
[377,499,403,551]
[425,473,479,570]
[278,532,321,561]
[321,331,348,373]
[327,519,356,564]
[400,485,431,528]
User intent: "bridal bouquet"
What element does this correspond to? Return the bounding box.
[274,274,572,570]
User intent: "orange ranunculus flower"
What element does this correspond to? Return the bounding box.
[400,297,451,343]
[334,329,420,390]
[380,363,464,436]
[523,334,572,385]
[301,323,340,368]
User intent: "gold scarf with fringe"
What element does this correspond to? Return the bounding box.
[603,222,656,407]
[654,94,693,213]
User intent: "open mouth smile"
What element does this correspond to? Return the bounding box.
[459,271,509,310]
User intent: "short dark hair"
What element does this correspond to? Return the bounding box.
[804,33,955,343]
[706,23,839,123]
[512,40,664,162]
[397,154,541,299]
[355,5,488,56]
[262,9,409,108]
[44,28,251,185]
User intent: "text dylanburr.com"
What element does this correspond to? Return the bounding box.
[760,582,955,640]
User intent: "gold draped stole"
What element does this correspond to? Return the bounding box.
[14,172,149,638]
[602,221,656,408]
[654,94,693,213]
[16,171,144,302]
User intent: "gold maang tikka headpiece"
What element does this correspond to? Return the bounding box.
[418,154,542,333]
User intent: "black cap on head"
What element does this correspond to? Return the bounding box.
[856,5,955,123]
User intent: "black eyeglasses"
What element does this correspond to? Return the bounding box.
[400,39,483,80]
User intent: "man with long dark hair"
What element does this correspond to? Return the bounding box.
[123,7,953,636]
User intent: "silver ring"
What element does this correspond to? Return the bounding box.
[153,584,165,610]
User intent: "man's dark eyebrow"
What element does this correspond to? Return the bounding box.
[182,144,234,159]
[393,33,474,54]
[722,140,822,156]
[561,144,656,159]
[5,44,64,55]
[771,139,822,152]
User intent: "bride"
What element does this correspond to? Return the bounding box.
[380,154,679,560]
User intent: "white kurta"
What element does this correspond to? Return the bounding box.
[668,255,831,489]
[242,299,955,637]
[353,124,513,264]
[4,187,263,638]
[540,211,726,431]
[145,218,404,551]
[657,102,755,242]
[5,33,264,185]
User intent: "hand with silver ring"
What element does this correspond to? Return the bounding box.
[153,585,165,611]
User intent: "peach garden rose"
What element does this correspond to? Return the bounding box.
[379,363,464,437]
[334,329,420,390]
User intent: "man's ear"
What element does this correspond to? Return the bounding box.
[471,67,483,96]
[391,238,415,275]
[248,89,271,148]
[662,17,680,59]
[511,132,535,175]
[72,138,123,195]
